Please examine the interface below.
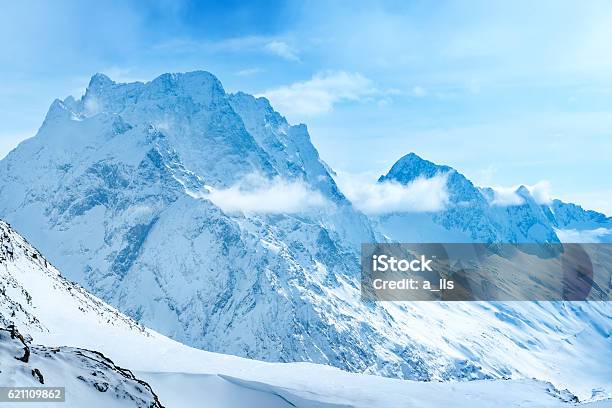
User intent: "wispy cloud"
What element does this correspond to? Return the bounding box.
[526,181,552,205]
[555,227,612,243]
[488,180,552,206]
[153,36,300,62]
[489,186,525,206]
[260,71,380,116]
[234,67,265,76]
[264,40,300,61]
[207,174,331,214]
[335,172,449,214]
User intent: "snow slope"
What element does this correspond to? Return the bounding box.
[0,326,162,408]
[0,221,604,407]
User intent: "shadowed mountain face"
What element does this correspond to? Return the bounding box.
[0,72,610,399]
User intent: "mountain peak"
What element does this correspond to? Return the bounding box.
[148,70,225,95]
[379,153,485,206]
[514,185,542,208]
[84,71,225,105]
[88,73,114,89]
[379,152,453,184]
[515,185,531,196]
[42,98,73,124]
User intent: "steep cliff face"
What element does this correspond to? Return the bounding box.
[0,72,386,371]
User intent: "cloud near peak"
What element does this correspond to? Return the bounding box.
[489,180,552,206]
[335,172,450,214]
[207,174,331,214]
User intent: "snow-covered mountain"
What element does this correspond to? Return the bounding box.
[0,219,163,407]
[0,71,377,367]
[375,152,611,244]
[0,72,610,401]
[0,218,600,407]
[549,199,611,229]
[376,153,559,243]
[547,200,612,243]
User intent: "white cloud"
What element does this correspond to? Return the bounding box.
[207,174,331,214]
[260,71,379,117]
[488,180,552,206]
[555,227,612,243]
[489,186,525,206]
[153,36,301,62]
[234,67,265,76]
[83,95,101,117]
[264,40,300,61]
[525,180,552,205]
[335,172,449,214]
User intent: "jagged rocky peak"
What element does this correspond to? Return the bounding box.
[17,70,282,187]
[80,70,228,118]
[515,184,531,198]
[87,70,223,95]
[374,153,567,243]
[380,152,481,204]
[228,91,347,202]
[88,72,115,89]
[379,152,452,183]
[512,185,544,209]
[144,71,225,100]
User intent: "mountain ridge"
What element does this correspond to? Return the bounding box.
[376,151,609,244]
[0,71,610,400]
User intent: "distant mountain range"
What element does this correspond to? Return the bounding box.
[0,71,610,401]
[375,152,611,243]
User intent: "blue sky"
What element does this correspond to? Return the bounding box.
[1,0,611,212]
